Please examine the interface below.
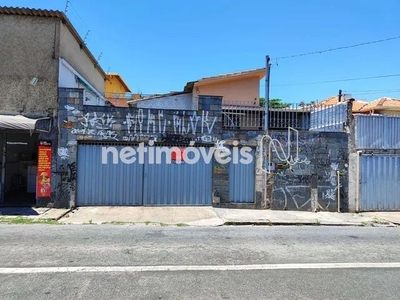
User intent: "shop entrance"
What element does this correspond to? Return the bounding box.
[0,132,39,206]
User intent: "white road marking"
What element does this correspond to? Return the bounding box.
[1,263,400,274]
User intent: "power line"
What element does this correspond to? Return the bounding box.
[68,2,103,57]
[348,90,400,96]
[344,88,400,93]
[274,35,400,60]
[344,88,399,92]
[265,73,400,87]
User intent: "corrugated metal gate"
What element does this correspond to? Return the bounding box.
[77,143,212,206]
[360,155,400,211]
[144,146,212,205]
[229,148,255,203]
[77,144,144,206]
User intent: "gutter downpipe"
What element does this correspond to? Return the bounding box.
[356,150,362,212]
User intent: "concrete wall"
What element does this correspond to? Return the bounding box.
[269,131,349,212]
[59,22,105,93]
[195,76,261,106]
[136,93,194,110]
[0,15,59,114]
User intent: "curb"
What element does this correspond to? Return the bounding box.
[222,221,398,227]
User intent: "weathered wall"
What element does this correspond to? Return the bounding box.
[269,131,349,212]
[0,15,59,114]
[59,22,105,93]
[42,90,223,207]
[213,130,264,208]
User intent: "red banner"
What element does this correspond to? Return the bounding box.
[36,141,52,198]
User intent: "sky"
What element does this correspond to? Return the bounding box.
[3,0,400,103]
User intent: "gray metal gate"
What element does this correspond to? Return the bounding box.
[229,148,255,203]
[77,144,144,206]
[77,144,212,206]
[143,146,213,206]
[361,155,400,211]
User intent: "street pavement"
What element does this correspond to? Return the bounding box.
[0,225,400,299]
[2,206,400,227]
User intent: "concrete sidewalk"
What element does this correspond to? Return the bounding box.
[0,207,70,220]
[1,206,399,227]
[57,206,400,227]
[59,206,223,226]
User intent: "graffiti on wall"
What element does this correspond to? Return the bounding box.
[270,132,348,212]
[57,147,69,160]
[66,108,219,143]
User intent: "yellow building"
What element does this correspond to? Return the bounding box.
[105,73,138,107]
[105,73,132,97]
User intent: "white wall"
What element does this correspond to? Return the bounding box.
[137,93,193,110]
[59,59,106,106]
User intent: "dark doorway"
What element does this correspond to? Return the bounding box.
[0,132,39,207]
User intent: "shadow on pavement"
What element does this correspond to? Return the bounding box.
[0,207,40,216]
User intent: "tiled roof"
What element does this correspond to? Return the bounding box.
[198,68,266,83]
[183,68,266,91]
[0,6,107,78]
[358,97,400,113]
[0,6,65,18]
[107,98,129,108]
[316,96,368,112]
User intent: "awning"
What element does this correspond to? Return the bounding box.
[0,115,50,131]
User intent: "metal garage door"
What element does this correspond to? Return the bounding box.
[143,146,213,206]
[77,144,212,206]
[361,155,400,211]
[77,144,144,206]
[229,148,255,203]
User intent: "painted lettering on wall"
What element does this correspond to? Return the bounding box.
[69,108,219,142]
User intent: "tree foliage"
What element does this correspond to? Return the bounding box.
[259,98,291,108]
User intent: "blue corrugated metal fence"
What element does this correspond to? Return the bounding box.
[360,155,400,211]
[229,149,255,203]
[143,147,212,206]
[357,115,400,149]
[77,144,144,206]
[77,144,212,206]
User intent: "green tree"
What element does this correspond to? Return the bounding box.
[299,100,316,107]
[259,98,291,108]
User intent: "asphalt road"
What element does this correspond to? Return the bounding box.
[1,225,400,299]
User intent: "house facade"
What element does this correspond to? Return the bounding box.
[0,7,266,209]
[0,7,107,207]
[2,6,397,212]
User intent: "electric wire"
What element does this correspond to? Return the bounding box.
[274,35,400,60]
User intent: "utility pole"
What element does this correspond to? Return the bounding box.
[264,55,271,134]
[263,55,272,210]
